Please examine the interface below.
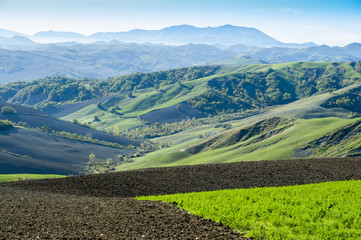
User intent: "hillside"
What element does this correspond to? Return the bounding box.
[116,117,361,171]
[0,103,138,174]
[0,127,134,175]
[2,62,361,133]
[0,35,360,83]
[0,102,138,146]
[2,62,361,174]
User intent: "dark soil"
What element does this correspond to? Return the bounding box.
[2,157,361,239]
[0,187,244,239]
[5,158,361,197]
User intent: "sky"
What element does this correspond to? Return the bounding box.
[0,0,360,46]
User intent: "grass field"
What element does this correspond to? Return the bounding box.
[62,77,210,131]
[116,117,358,171]
[0,174,65,183]
[138,180,361,240]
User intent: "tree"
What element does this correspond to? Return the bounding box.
[128,91,133,98]
[93,115,101,122]
[89,153,96,163]
[41,125,50,133]
[96,102,106,110]
[0,120,13,131]
[1,106,16,114]
[155,84,160,91]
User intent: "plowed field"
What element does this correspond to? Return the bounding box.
[1,157,361,239]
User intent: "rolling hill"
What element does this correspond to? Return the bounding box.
[0,103,138,174]
[2,62,361,174]
[0,102,139,146]
[0,127,134,175]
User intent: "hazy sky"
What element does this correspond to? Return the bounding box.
[0,0,360,46]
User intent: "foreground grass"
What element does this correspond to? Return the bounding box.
[0,174,65,183]
[137,180,361,240]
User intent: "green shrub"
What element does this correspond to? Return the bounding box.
[0,120,14,130]
[1,106,16,114]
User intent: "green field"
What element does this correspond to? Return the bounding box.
[138,180,361,240]
[0,174,65,183]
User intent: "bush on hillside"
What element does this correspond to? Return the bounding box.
[0,120,14,130]
[1,106,16,114]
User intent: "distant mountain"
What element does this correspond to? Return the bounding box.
[32,30,87,43]
[0,29,26,38]
[0,48,119,83]
[0,36,39,50]
[33,30,86,38]
[22,25,316,48]
[343,43,361,57]
[0,40,360,84]
[0,42,234,84]
[89,24,312,48]
[226,44,361,63]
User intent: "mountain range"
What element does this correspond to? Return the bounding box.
[0,41,360,84]
[0,25,316,48]
[0,24,360,84]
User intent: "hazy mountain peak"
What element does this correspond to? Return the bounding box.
[0,28,27,38]
[33,30,86,38]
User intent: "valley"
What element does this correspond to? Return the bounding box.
[1,45,361,239]
[2,0,361,238]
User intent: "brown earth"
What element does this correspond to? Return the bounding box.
[0,187,243,239]
[4,158,361,197]
[1,158,361,239]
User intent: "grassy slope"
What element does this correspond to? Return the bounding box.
[116,117,358,171]
[61,77,210,131]
[138,180,361,240]
[0,174,65,183]
[61,62,361,132]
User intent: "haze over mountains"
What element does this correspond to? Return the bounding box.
[0,25,316,47]
[0,24,360,84]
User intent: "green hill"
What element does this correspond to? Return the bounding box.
[116,117,360,171]
[50,62,361,133]
[2,62,361,173]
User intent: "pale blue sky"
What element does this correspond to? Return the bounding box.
[0,0,360,45]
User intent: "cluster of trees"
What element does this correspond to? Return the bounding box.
[187,69,296,116]
[188,66,354,116]
[49,129,136,150]
[322,86,361,114]
[0,66,219,110]
[84,153,116,174]
[0,119,14,131]
[118,109,263,140]
[1,106,16,114]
